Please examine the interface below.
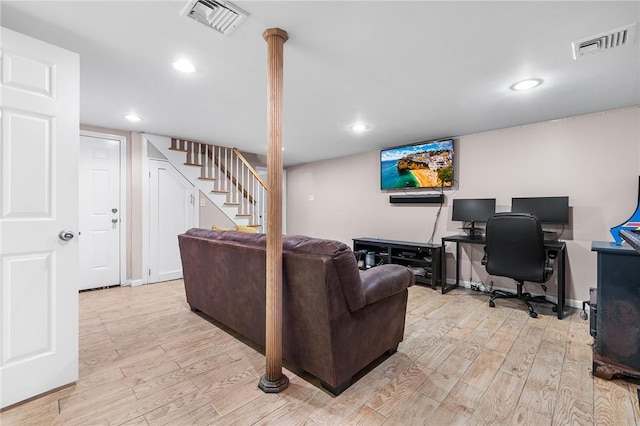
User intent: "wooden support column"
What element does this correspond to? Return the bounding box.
[258,27,289,393]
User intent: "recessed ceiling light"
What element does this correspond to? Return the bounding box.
[510,78,544,91]
[173,59,196,73]
[350,123,369,133]
[124,114,142,122]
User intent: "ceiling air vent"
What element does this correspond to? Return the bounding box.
[181,0,248,36]
[572,23,638,60]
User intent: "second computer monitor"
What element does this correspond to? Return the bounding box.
[511,196,569,224]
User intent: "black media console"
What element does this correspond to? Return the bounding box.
[353,237,442,288]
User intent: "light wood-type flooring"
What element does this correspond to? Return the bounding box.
[1,280,639,425]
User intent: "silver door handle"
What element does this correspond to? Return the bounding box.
[112,218,118,223]
[58,230,75,241]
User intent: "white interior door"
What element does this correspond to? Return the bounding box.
[78,135,121,290]
[0,27,79,408]
[148,160,195,283]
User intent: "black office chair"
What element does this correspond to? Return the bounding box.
[482,213,557,318]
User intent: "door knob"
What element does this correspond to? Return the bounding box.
[112,218,118,224]
[112,208,118,213]
[58,230,75,241]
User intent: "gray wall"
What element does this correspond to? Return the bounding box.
[285,107,640,305]
[198,190,236,230]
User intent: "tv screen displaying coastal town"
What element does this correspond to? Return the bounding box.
[380,139,454,190]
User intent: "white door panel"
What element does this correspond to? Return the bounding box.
[2,110,53,218]
[0,27,79,409]
[149,160,194,283]
[78,135,120,290]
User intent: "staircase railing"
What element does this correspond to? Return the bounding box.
[170,138,268,230]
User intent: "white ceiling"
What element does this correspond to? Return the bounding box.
[2,1,639,166]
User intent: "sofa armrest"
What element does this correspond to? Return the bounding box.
[360,265,415,306]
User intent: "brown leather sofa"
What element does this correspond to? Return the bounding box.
[178,228,414,395]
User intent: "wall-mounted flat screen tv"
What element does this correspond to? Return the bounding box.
[380,138,454,190]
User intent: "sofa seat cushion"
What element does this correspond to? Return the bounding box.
[360,264,415,305]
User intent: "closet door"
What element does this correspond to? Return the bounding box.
[148,160,195,283]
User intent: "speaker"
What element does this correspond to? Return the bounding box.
[389,194,445,204]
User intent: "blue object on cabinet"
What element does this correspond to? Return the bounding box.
[610,176,640,244]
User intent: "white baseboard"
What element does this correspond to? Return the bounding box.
[444,278,588,311]
[128,279,144,287]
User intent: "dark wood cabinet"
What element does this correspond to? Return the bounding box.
[591,241,640,380]
[353,237,441,288]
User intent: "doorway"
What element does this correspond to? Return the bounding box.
[78,132,126,290]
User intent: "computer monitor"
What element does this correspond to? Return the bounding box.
[452,198,496,236]
[511,196,569,225]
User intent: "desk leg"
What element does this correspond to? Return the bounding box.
[441,240,446,293]
[455,242,461,287]
[557,246,566,319]
[442,241,461,294]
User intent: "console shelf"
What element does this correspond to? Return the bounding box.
[353,237,442,288]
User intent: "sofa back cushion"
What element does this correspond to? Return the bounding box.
[188,227,267,245]
[180,229,366,313]
[282,235,366,312]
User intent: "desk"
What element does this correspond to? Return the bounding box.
[441,234,567,319]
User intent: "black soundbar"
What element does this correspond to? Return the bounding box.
[389,194,445,204]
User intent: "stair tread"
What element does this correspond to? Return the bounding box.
[224,202,241,206]
[236,214,251,217]
[169,147,188,152]
[211,190,229,194]
[198,177,216,181]
[184,162,203,167]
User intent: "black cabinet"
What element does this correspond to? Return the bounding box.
[591,241,640,381]
[353,237,441,288]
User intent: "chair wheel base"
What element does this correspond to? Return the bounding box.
[529,311,538,318]
[489,300,495,308]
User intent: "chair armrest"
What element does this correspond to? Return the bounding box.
[481,246,488,266]
[360,265,414,306]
